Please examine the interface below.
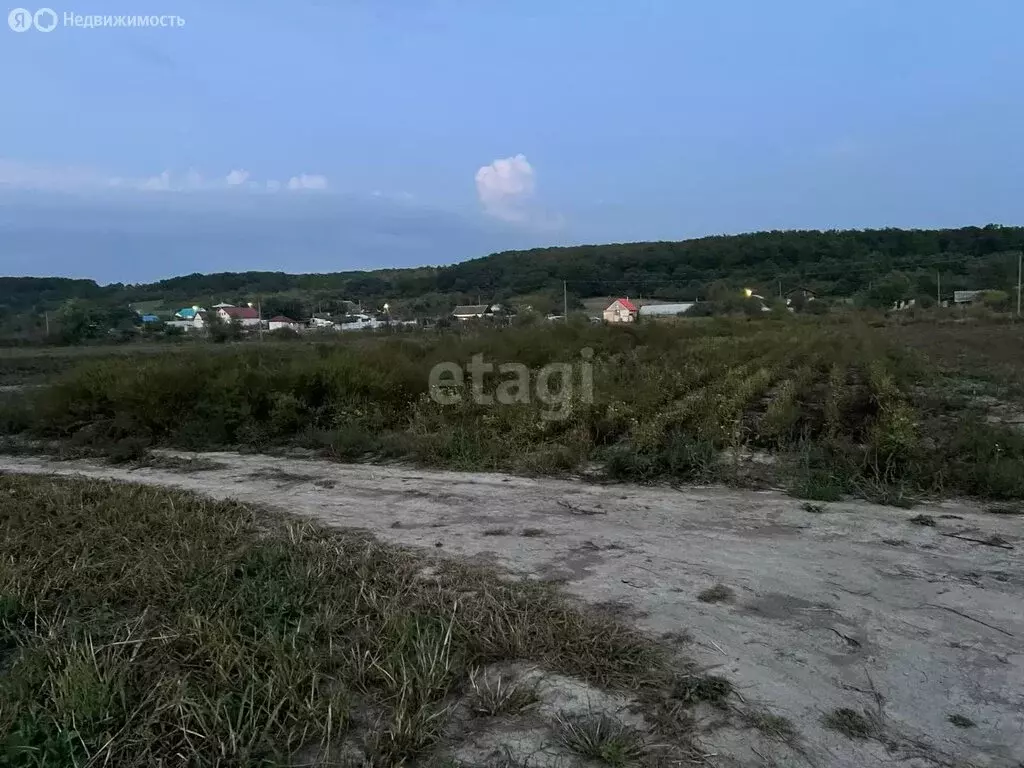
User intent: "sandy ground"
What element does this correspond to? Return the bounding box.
[1,451,1021,768]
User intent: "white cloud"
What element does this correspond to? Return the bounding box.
[475,154,536,222]
[370,189,415,202]
[139,171,171,191]
[0,158,106,190]
[0,159,332,198]
[287,173,328,191]
[225,169,250,186]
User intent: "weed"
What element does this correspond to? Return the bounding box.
[986,503,1023,515]
[947,713,976,728]
[553,713,649,767]
[800,501,826,514]
[520,528,547,537]
[661,630,693,645]
[129,453,224,473]
[909,514,937,527]
[259,467,312,485]
[790,468,846,503]
[670,673,733,709]
[9,319,1024,502]
[465,669,539,717]
[482,527,512,536]
[748,711,798,742]
[822,708,877,740]
[697,584,734,604]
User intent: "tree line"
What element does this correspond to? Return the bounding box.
[2,225,1022,341]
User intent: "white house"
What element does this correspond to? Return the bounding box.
[954,290,987,305]
[268,316,301,331]
[309,314,336,328]
[217,306,262,328]
[166,309,208,332]
[339,317,385,332]
[637,302,695,318]
[603,298,638,323]
[452,304,503,321]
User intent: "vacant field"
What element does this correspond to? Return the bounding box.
[3,453,1021,767]
[889,319,1024,401]
[1,474,732,767]
[3,316,1024,501]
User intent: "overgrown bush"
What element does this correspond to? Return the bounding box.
[5,319,1024,500]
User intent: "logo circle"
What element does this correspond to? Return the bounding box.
[8,7,33,31]
[34,7,57,31]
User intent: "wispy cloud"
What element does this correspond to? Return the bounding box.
[0,158,106,190]
[287,173,329,191]
[0,158,328,194]
[139,171,172,191]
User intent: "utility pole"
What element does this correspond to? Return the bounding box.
[563,280,568,322]
[1017,251,1022,319]
[44,312,50,337]
[257,296,264,342]
[937,271,941,307]
[778,279,782,299]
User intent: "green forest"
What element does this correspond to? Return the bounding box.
[2,224,1022,341]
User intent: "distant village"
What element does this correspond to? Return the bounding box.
[130,287,995,336]
[144,302,420,334]
[132,297,706,335]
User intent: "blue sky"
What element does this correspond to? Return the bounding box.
[2,0,1023,282]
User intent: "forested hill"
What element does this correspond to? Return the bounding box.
[3,225,1023,319]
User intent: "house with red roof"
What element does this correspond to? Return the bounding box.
[217,306,262,328]
[603,298,638,323]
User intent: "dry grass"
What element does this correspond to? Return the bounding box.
[669,673,733,709]
[697,584,734,604]
[8,317,1024,501]
[822,708,878,740]
[0,474,669,767]
[465,669,539,717]
[986,503,1024,516]
[747,711,798,743]
[800,501,827,514]
[553,712,651,767]
[947,713,976,729]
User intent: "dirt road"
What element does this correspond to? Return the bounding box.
[2,451,1021,767]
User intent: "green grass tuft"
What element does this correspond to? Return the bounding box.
[553,713,650,767]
